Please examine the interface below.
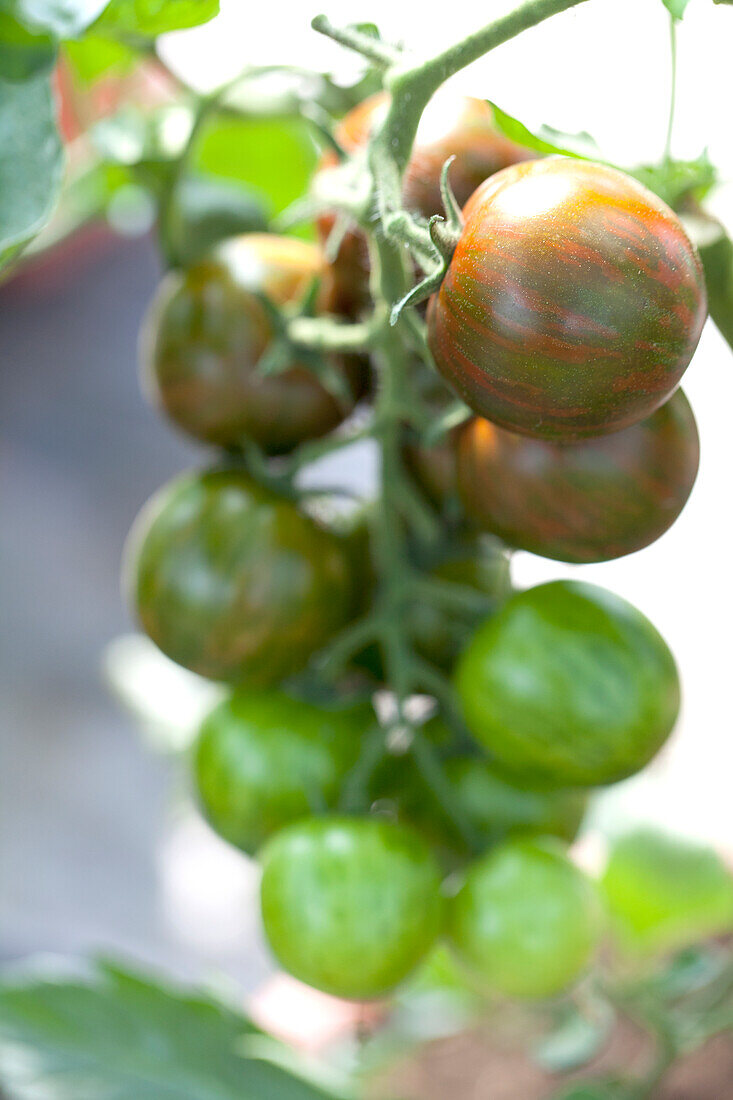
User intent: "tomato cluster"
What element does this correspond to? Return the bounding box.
[125,88,710,1005]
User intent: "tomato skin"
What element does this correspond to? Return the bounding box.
[455,580,680,787]
[402,427,462,513]
[127,469,354,685]
[457,389,699,563]
[428,158,707,441]
[259,816,443,1000]
[447,837,602,999]
[140,234,364,453]
[194,691,373,854]
[317,93,535,316]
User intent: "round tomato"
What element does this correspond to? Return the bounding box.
[127,468,354,684]
[455,580,680,787]
[259,816,443,999]
[140,234,365,452]
[457,389,700,563]
[317,93,535,316]
[427,158,707,441]
[447,837,602,998]
[602,828,733,957]
[402,427,462,514]
[194,691,372,854]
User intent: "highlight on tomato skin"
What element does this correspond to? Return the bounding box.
[427,157,708,442]
[125,468,355,686]
[140,234,365,453]
[455,580,681,789]
[456,388,700,563]
[316,92,536,316]
[259,816,444,1001]
[446,837,603,999]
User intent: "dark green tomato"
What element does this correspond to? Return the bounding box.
[127,469,354,685]
[457,390,700,563]
[259,816,443,1000]
[428,158,707,441]
[140,233,364,453]
[447,837,602,999]
[401,427,462,513]
[194,691,373,854]
[455,580,680,787]
[317,93,535,317]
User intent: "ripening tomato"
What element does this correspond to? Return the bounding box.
[456,389,700,563]
[140,234,365,452]
[402,426,462,514]
[194,691,373,854]
[259,816,443,999]
[317,93,535,315]
[428,158,707,440]
[455,581,680,787]
[447,837,602,999]
[126,469,354,684]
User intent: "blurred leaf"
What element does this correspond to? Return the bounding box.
[631,153,716,208]
[0,71,63,269]
[488,102,601,160]
[62,32,138,84]
[601,829,733,958]
[550,1084,631,1100]
[695,221,733,351]
[93,0,219,35]
[1,0,108,37]
[0,960,345,1100]
[167,173,268,265]
[196,113,317,219]
[661,0,692,17]
[0,11,56,79]
[534,999,613,1073]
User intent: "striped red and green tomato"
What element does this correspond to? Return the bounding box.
[428,158,707,440]
[456,389,700,563]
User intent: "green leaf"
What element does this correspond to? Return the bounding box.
[1,0,109,38]
[685,212,733,351]
[550,1084,631,1100]
[196,114,318,219]
[601,829,733,958]
[0,10,56,79]
[93,0,219,36]
[533,1000,613,1073]
[631,153,717,208]
[0,961,345,1100]
[488,102,601,160]
[62,32,138,84]
[661,0,692,18]
[167,173,268,265]
[0,71,63,270]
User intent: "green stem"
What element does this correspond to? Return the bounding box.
[665,13,678,164]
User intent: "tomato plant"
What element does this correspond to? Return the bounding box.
[427,158,707,440]
[4,1,733,1097]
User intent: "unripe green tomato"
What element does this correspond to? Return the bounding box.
[457,389,699,563]
[428,158,707,441]
[126,469,354,685]
[194,691,373,854]
[260,816,443,1000]
[602,828,733,957]
[317,93,535,316]
[447,837,602,999]
[140,234,365,452]
[455,581,680,787]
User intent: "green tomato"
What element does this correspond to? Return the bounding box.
[601,829,733,957]
[260,816,443,1000]
[447,838,602,999]
[194,691,373,854]
[455,581,680,787]
[127,468,354,685]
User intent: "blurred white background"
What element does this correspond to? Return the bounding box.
[3,0,732,988]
